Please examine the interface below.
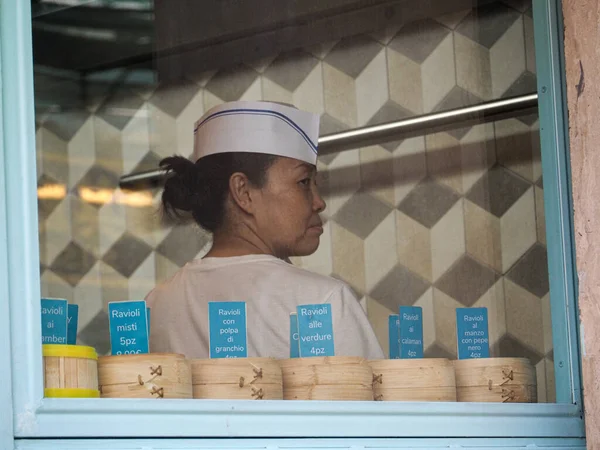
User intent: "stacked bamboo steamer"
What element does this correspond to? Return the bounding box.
[279,356,373,400]
[191,357,282,399]
[369,358,456,402]
[98,353,192,399]
[453,357,537,403]
[43,344,100,398]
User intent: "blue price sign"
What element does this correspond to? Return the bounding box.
[399,306,423,358]
[208,302,247,358]
[290,313,300,358]
[388,314,400,359]
[296,304,334,357]
[108,301,149,355]
[456,307,489,359]
[41,298,68,345]
[67,304,79,345]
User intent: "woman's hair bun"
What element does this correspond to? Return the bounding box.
[160,156,199,216]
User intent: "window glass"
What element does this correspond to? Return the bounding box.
[32,0,554,402]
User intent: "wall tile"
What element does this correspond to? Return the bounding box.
[70,195,100,259]
[78,310,110,355]
[426,131,463,193]
[432,288,462,356]
[323,63,357,127]
[398,178,460,229]
[387,48,423,114]
[506,242,549,298]
[99,201,127,256]
[370,264,430,311]
[148,104,178,159]
[128,253,156,301]
[500,187,537,272]
[524,14,536,74]
[466,165,530,218]
[264,49,319,92]
[41,269,74,303]
[67,118,96,190]
[461,123,497,193]
[454,33,492,101]
[205,64,259,101]
[390,19,450,64]
[360,145,395,206]
[45,196,72,264]
[154,252,181,286]
[367,297,395,356]
[333,190,392,240]
[364,212,398,292]
[367,101,413,152]
[102,232,153,278]
[472,279,506,349]
[239,77,263,101]
[356,50,389,126]
[495,118,540,182]
[490,17,526,98]
[122,107,151,174]
[422,34,456,113]
[431,199,465,281]
[331,221,365,296]
[39,128,69,185]
[325,35,383,79]
[536,358,548,403]
[396,210,432,283]
[504,278,544,354]
[325,148,361,216]
[175,89,205,157]
[435,255,500,306]
[93,117,123,175]
[393,136,427,205]
[149,81,200,118]
[293,64,325,116]
[73,262,103,330]
[465,199,502,272]
[262,77,293,104]
[50,241,97,287]
[455,3,520,49]
[99,261,129,311]
[434,9,470,30]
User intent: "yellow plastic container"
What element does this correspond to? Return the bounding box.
[43,344,100,398]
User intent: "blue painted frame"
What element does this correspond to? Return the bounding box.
[0,0,586,444]
[0,5,15,450]
[533,0,583,408]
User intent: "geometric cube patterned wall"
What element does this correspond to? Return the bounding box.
[34,0,555,401]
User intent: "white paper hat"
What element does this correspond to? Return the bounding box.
[193,101,320,165]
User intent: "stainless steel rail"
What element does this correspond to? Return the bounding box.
[119,92,538,190]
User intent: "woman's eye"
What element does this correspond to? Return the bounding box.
[299,178,311,186]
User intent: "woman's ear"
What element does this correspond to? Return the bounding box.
[229,172,255,214]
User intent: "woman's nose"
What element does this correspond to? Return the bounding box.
[313,187,326,213]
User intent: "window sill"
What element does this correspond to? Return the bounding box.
[19,399,585,439]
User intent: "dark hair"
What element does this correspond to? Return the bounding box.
[159,153,278,232]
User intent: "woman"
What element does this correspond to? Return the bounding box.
[146,100,384,360]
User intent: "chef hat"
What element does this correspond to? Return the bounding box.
[193,101,320,166]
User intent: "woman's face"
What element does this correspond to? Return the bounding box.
[252,157,326,258]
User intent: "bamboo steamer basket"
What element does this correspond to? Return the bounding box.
[191,357,283,400]
[369,358,456,402]
[98,353,192,399]
[43,344,100,398]
[453,357,537,403]
[279,356,374,401]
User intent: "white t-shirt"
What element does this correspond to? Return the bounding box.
[145,254,384,360]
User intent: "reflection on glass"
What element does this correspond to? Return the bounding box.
[32,0,554,402]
